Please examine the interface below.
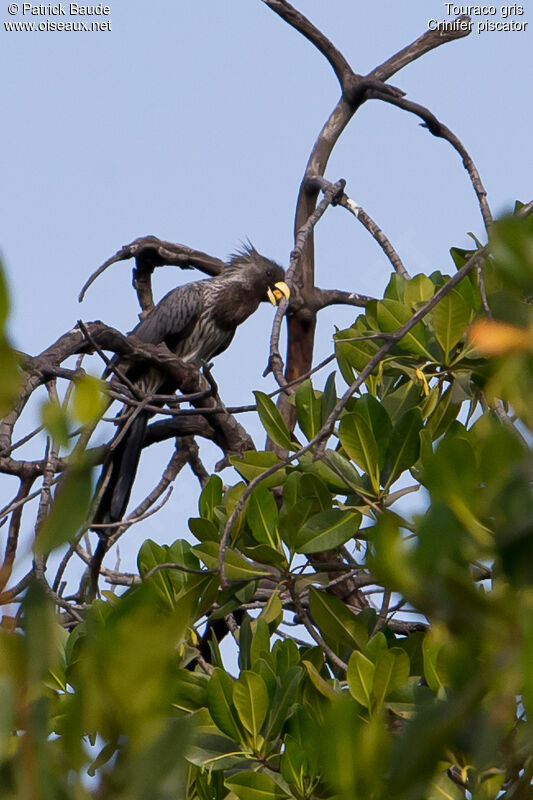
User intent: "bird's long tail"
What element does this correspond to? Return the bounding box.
[89,410,148,594]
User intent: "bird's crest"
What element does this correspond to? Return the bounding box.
[227,240,261,269]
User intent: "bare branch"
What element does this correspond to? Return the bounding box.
[311,288,372,311]
[307,174,409,278]
[78,236,226,303]
[338,195,409,278]
[0,571,33,605]
[0,476,34,592]
[90,487,174,530]
[143,562,216,581]
[261,0,354,87]
[370,16,472,82]
[268,179,347,386]
[373,91,492,231]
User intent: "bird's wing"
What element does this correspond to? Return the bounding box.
[132,281,205,346]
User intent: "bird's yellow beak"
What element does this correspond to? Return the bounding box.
[267,281,290,306]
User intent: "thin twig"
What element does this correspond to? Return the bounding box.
[143,561,216,581]
[308,175,409,278]
[373,92,492,232]
[90,487,174,529]
[268,179,347,386]
[290,581,347,671]
[0,424,45,458]
[77,319,141,400]
[0,476,34,593]
[339,196,409,278]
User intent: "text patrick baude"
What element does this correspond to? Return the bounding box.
[17,3,110,14]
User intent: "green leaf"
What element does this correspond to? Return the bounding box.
[0,263,21,416]
[295,378,322,440]
[309,587,368,651]
[323,450,365,494]
[35,462,92,555]
[225,482,247,542]
[72,374,106,424]
[403,274,435,308]
[238,616,252,672]
[253,659,277,701]
[303,660,338,699]
[174,670,209,712]
[186,729,246,771]
[279,499,316,551]
[297,451,353,494]
[422,636,444,693]
[432,290,470,360]
[350,395,393,469]
[339,412,380,491]
[490,212,533,293]
[381,380,421,423]
[258,590,283,629]
[300,473,331,512]
[426,385,462,441]
[0,336,20,417]
[273,638,300,677]
[138,538,199,586]
[383,408,423,487]
[199,475,223,521]
[281,733,307,789]
[250,618,271,665]
[240,544,287,569]
[23,581,63,688]
[384,273,408,301]
[0,260,11,326]
[137,540,180,605]
[282,471,301,509]
[230,451,287,488]
[427,773,465,800]
[373,648,410,708]
[41,399,70,448]
[207,668,242,740]
[225,771,289,800]
[334,326,380,382]
[233,671,269,741]
[193,542,271,581]
[347,650,375,708]
[450,247,475,271]
[321,371,337,422]
[377,299,434,359]
[364,632,388,662]
[254,391,296,450]
[247,483,279,548]
[188,517,219,543]
[294,509,361,554]
[264,667,302,740]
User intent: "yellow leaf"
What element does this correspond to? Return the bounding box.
[73,374,106,424]
[468,319,533,355]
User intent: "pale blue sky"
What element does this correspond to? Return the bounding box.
[1,0,531,575]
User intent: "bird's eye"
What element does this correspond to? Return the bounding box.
[266,269,273,278]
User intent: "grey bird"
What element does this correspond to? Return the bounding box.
[89,245,289,588]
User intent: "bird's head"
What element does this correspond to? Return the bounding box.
[228,244,290,307]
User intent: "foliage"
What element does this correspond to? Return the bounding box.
[1,210,533,798]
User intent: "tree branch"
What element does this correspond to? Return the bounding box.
[369,16,472,81]
[78,236,226,303]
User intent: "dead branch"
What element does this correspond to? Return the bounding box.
[262,0,479,426]
[78,236,226,305]
[371,91,492,230]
